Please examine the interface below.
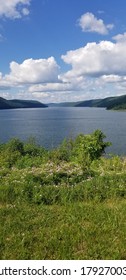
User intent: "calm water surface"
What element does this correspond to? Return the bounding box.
[0,107,126,155]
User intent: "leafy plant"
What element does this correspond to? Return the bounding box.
[5,138,24,155]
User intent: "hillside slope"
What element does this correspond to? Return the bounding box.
[48,95,126,110]
[0,97,48,109]
[75,95,126,110]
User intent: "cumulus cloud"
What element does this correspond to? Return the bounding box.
[0,72,12,89]
[113,32,126,42]
[0,0,31,19]
[61,36,126,80]
[1,33,126,102]
[29,83,73,93]
[5,57,60,84]
[28,75,90,95]
[78,12,114,34]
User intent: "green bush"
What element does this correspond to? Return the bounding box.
[57,138,74,161]
[72,130,111,161]
[5,138,24,154]
[24,137,41,156]
[0,150,22,168]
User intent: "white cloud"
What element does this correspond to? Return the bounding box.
[5,57,60,84]
[2,33,126,102]
[0,92,13,99]
[113,32,126,42]
[28,74,91,97]
[78,12,114,34]
[61,36,126,79]
[0,72,12,89]
[29,83,73,93]
[0,0,31,19]
[100,75,123,83]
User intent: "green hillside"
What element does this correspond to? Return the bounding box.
[0,97,13,109]
[48,94,126,110]
[106,95,126,110]
[0,97,48,109]
[75,95,126,110]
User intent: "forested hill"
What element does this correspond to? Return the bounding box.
[48,94,126,110]
[0,97,48,109]
[75,95,126,110]
[2,94,126,110]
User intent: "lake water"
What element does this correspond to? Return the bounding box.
[0,107,126,155]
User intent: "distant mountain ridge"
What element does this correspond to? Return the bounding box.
[75,95,126,110]
[0,97,48,109]
[1,94,126,110]
[48,94,126,110]
[47,102,80,107]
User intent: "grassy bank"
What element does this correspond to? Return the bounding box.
[0,131,126,259]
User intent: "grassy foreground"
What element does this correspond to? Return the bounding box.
[0,130,126,259]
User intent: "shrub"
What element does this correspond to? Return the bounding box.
[72,130,111,161]
[5,138,24,155]
[23,137,47,159]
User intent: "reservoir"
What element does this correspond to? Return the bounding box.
[0,107,126,155]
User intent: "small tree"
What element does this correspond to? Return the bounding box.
[72,130,111,175]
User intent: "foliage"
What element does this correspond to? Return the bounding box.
[0,130,126,259]
[76,94,126,111]
[50,138,74,162]
[72,130,110,161]
[5,138,24,154]
[24,137,41,156]
[49,130,111,172]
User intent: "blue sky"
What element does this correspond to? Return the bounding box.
[0,0,126,103]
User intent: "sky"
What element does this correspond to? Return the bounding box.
[0,0,126,103]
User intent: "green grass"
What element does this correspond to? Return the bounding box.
[0,199,126,259]
[0,132,126,259]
